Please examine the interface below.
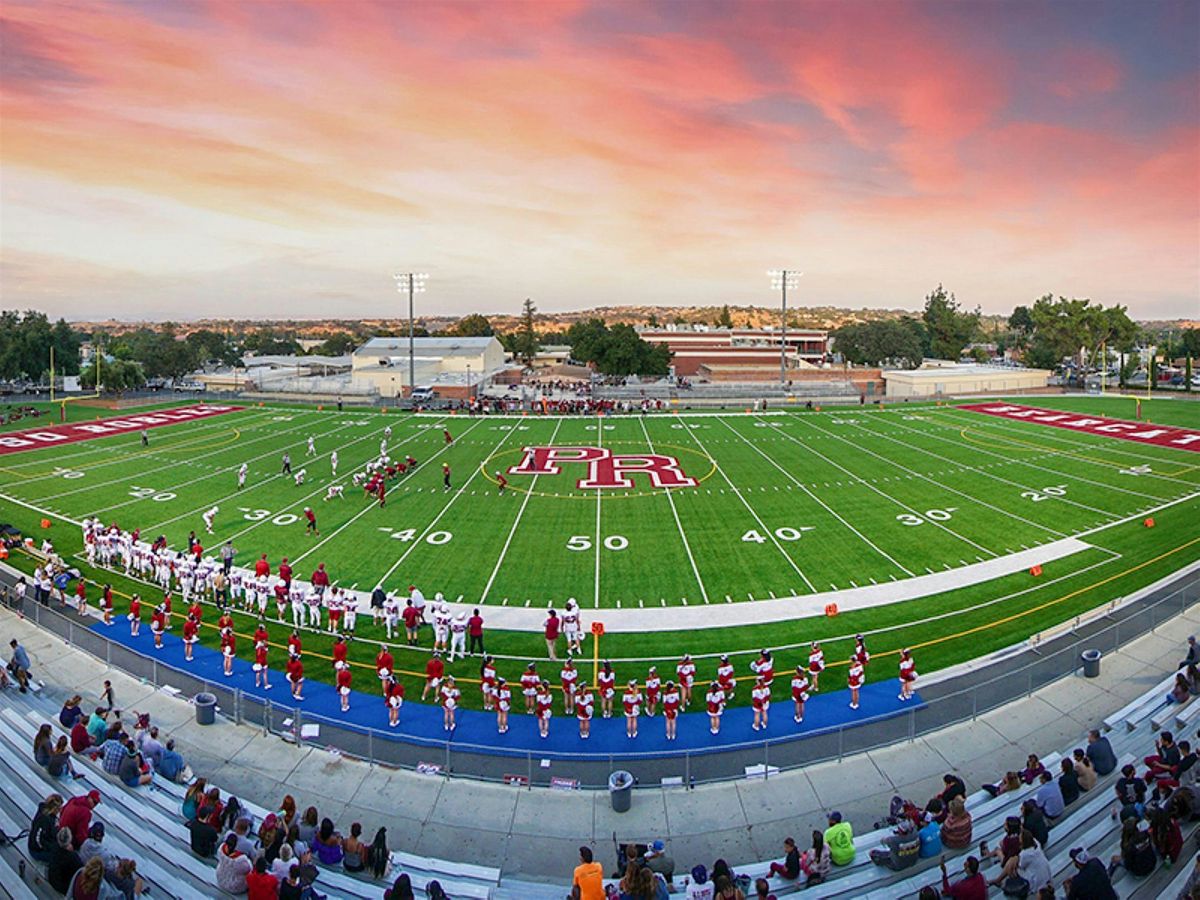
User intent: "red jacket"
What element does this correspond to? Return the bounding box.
[58,796,93,848]
[246,870,279,900]
[255,558,270,577]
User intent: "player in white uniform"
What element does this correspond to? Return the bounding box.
[343,592,358,633]
[330,450,338,475]
[449,612,467,662]
[305,586,322,627]
[383,593,400,640]
[237,463,248,489]
[380,438,388,456]
[324,484,344,501]
[293,468,306,486]
[562,599,582,655]
[306,436,316,456]
[202,506,218,535]
[290,582,305,628]
[432,599,451,654]
[255,574,270,615]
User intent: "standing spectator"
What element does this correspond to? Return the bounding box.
[940,855,986,900]
[768,836,801,879]
[940,798,973,850]
[1087,729,1118,776]
[216,833,253,894]
[544,609,560,660]
[245,857,278,900]
[7,638,31,691]
[572,845,604,900]
[1064,848,1117,900]
[824,811,855,866]
[1181,635,1199,671]
[467,608,485,655]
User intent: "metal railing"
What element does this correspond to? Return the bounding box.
[11,569,1198,790]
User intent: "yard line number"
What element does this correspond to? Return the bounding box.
[567,534,628,551]
[1020,485,1069,502]
[378,527,453,545]
[896,508,957,526]
[129,485,177,502]
[742,526,815,543]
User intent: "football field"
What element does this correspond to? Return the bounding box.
[0,394,1197,708]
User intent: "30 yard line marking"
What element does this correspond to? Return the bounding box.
[640,417,709,603]
[479,418,564,605]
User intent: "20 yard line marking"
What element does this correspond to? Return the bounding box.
[640,417,709,604]
[479,418,563,605]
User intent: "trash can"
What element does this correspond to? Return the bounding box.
[1080,649,1102,679]
[608,770,634,813]
[194,692,217,725]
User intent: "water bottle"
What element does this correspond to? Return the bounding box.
[18,860,25,879]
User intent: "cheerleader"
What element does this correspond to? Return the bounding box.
[386,677,404,727]
[182,613,199,662]
[254,640,271,690]
[128,593,142,637]
[808,642,826,692]
[480,655,497,711]
[716,655,736,699]
[575,681,594,739]
[676,654,696,706]
[898,648,917,701]
[252,619,269,648]
[662,680,681,741]
[847,656,864,710]
[751,676,771,731]
[217,608,234,635]
[161,592,172,631]
[336,665,352,712]
[706,681,725,735]
[151,604,166,650]
[441,675,460,731]
[220,627,235,675]
[854,634,870,670]
[597,661,616,719]
[287,630,303,660]
[286,655,304,700]
[750,649,774,686]
[102,585,114,626]
[644,667,661,717]
[375,645,394,694]
[791,665,810,723]
[74,580,86,615]
[560,658,579,714]
[331,636,348,673]
[187,599,203,625]
[535,680,553,738]
[622,679,643,739]
[520,663,539,714]
[496,677,511,734]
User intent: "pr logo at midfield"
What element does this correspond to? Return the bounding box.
[508,446,698,489]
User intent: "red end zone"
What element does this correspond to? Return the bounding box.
[0,405,244,456]
[960,403,1200,452]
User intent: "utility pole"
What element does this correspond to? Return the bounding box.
[768,270,802,385]
[393,273,428,397]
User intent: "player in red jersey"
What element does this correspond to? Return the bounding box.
[254,640,271,690]
[286,655,304,700]
[716,655,736,700]
[808,642,825,692]
[559,658,579,714]
[495,471,508,494]
[480,655,497,711]
[597,661,616,719]
[304,507,319,536]
[847,656,864,710]
[622,680,643,739]
[791,666,810,723]
[376,481,386,508]
[520,663,540,714]
[278,557,292,587]
[375,645,394,694]
[676,655,696,706]
[751,676,771,731]
[220,627,235,676]
[385,677,404,727]
[422,653,444,701]
[336,665,352,711]
[644,667,661,717]
[255,554,270,578]
[495,677,511,734]
[151,604,167,649]
[706,681,726,735]
[575,681,594,739]
[443,429,453,446]
[182,614,199,661]
[898,648,917,701]
[441,676,460,732]
[535,680,553,738]
[661,681,681,741]
[128,593,141,637]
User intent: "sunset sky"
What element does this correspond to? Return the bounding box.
[1,0,1197,321]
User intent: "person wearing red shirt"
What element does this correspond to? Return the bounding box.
[847,657,864,710]
[402,601,420,646]
[217,611,234,633]
[336,665,352,712]
[520,663,540,714]
[161,592,172,630]
[676,655,696,707]
[245,857,278,900]
[253,622,269,646]
[375,645,394,693]
[304,507,318,536]
[495,677,511,734]
[535,681,553,738]
[102,585,114,626]
[127,594,141,637]
[422,653,444,701]
[443,429,453,445]
[480,656,497,710]
[705,682,725,735]
[286,656,304,700]
[597,662,616,719]
[386,677,404,727]
[220,628,236,676]
[750,649,774,687]
[311,563,329,593]
[59,791,101,849]
[287,631,302,659]
[543,610,560,661]
[182,614,199,661]
[576,682,594,739]
[278,558,292,586]
[662,681,681,741]
[644,667,661,716]
[376,481,386,508]
[151,606,166,649]
[495,471,508,494]
[622,680,643,739]
[74,580,86,615]
[791,666,810,724]
[254,641,271,689]
[254,555,270,578]
[467,609,485,656]
[187,601,203,623]
[331,637,348,672]
[751,676,771,731]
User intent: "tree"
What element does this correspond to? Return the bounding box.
[1024,295,1138,371]
[510,299,540,366]
[241,328,300,356]
[80,357,146,392]
[831,320,923,369]
[186,329,240,367]
[922,285,980,360]
[312,332,357,356]
[444,314,494,338]
[717,305,733,328]
[1182,328,1200,359]
[565,319,671,376]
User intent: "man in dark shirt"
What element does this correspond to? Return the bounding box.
[941,855,987,900]
[1064,848,1117,900]
[1144,731,1182,782]
[1087,730,1118,775]
[189,805,219,857]
[930,774,966,819]
[1182,635,1198,670]
[1114,765,1146,819]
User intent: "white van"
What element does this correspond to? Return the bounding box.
[410,386,436,402]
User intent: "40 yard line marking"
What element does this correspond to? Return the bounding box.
[479,418,564,605]
[640,416,709,603]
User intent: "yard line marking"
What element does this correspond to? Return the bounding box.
[717,418,915,577]
[674,417,814,590]
[639,417,709,604]
[479,418,564,605]
[594,417,603,608]
[371,419,519,590]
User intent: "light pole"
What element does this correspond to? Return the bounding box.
[768,269,802,385]
[393,272,428,397]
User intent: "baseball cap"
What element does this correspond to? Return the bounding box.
[652,840,664,852]
[89,822,105,838]
[691,865,707,884]
[828,810,842,823]
[263,813,278,830]
[1070,848,1090,864]
[87,790,102,805]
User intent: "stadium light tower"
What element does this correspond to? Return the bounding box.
[393,272,428,396]
[768,269,803,385]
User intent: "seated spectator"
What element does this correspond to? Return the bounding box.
[980,815,1022,871]
[94,735,128,777]
[70,718,93,754]
[1169,673,1192,704]
[342,822,368,873]
[1150,806,1184,867]
[155,739,185,783]
[940,798,973,850]
[28,793,64,863]
[34,723,53,767]
[1108,817,1157,878]
[181,779,207,821]
[753,879,775,900]
[645,839,674,887]
[216,833,253,894]
[225,817,256,859]
[1021,800,1050,851]
[795,831,831,885]
[712,874,742,900]
[1034,770,1065,821]
[1176,852,1200,900]
[824,811,855,866]
[1146,731,1183,783]
[1072,749,1097,791]
[918,813,943,858]
[1064,847,1117,900]
[1059,758,1081,807]
[278,864,304,900]
[189,805,219,858]
[1147,780,1175,818]
[1181,635,1199,670]
[384,873,415,900]
[67,856,121,900]
[571,846,603,900]
[1087,729,1118,776]
[59,695,84,730]
[1115,764,1147,820]
[47,735,78,779]
[270,843,295,881]
[245,856,279,900]
[768,836,801,879]
[981,770,1021,798]
[85,708,109,746]
[256,814,283,864]
[107,857,144,899]
[1185,663,1200,695]
[59,790,101,849]
[117,743,152,787]
[79,822,118,873]
[296,806,319,845]
[202,788,225,830]
[868,817,919,871]
[278,795,298,832]
[930,774,966,819]
[940,855,985,900]
[49,826,83,893]
[366,827,390,881]
[993,829,1050,895]
[219,796,245,833]
[136,726,164,771]
[312,817,343,867]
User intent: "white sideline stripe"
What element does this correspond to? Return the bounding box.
[640,416,709,603]
[407,410,789,419]
[479,418,563,605]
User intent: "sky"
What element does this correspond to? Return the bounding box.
[1,0,1197,322]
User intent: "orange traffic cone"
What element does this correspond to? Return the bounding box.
[1144,518,1155,528]
[1030,565,1043,577]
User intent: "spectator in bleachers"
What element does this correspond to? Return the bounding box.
[1072,748,1097,791]
[216,832,253,894]
[981,770,1021,798]
[78,822,117,873]
[245,856,279,900]
[918,810,943,859]
[188,804,219,857]
[571,845,604,900]
[58,790,101,849]
[1145,731,1183,784]
[940,798,973,850]
[93,733,127,776]
[1185,664,1200,695]
[269,843,293,880]
[135,725,163,770]
[34,722,53,766]
[219,796,245,833]
[278,795,297,831]
[1063,847,1117,900]
[155,739,185,782]
[29,793,64,863]
[67,856,121,900]
[1150,806,1184,867]
[1180,635,1199,670]
[278,864,304,900]
[1115,764,1148,821]
[931,774,966,819]
[767,836,801,879]
[49,826,83,893]
[384,873,415,900]
[225,817,257,859]
[712,874,743,900]
[1176,852,1200,899]
[312,817,344,866]
[1034,770,1065,822]
[939,854,985,900]
[296,806,319,845]
[70,717,93,754]
[85,708,108,746]
[1170,673,1193,704]
[645,839,675,887]
[1058,758,1080,807]
[7,638,31,692]
[684,865,712,900]
[868,817,919,871]
[994,829,1050,896]
[752,878,774,900]
[256,814,283,863]
[59,695,84,730]
[823,811,855,866]
[1087,729,1118,776]
[341,822,367,873]
[117,742,153,787]
[181,778,207,820]
[1148,780,1175,818]
[367,827,390,880]
[107,857,144,899]
[1020,799,1050,850]
[797,829,830,884]
[980,815,1022,872]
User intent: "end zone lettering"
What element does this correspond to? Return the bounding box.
[960,403,1200,452]
[509,445,698,489]
[0,405,243,455]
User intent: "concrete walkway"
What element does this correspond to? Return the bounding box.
[2,603,1195,882]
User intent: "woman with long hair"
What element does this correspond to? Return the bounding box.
[33,723,53,767]
[182,778,208,821]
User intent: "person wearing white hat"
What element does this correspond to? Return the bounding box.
[432,598,450,653]
[448,612,467,662]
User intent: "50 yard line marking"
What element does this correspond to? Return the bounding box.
[594,418,603,608]
[479,418,563,604]
[640,416,709,603]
